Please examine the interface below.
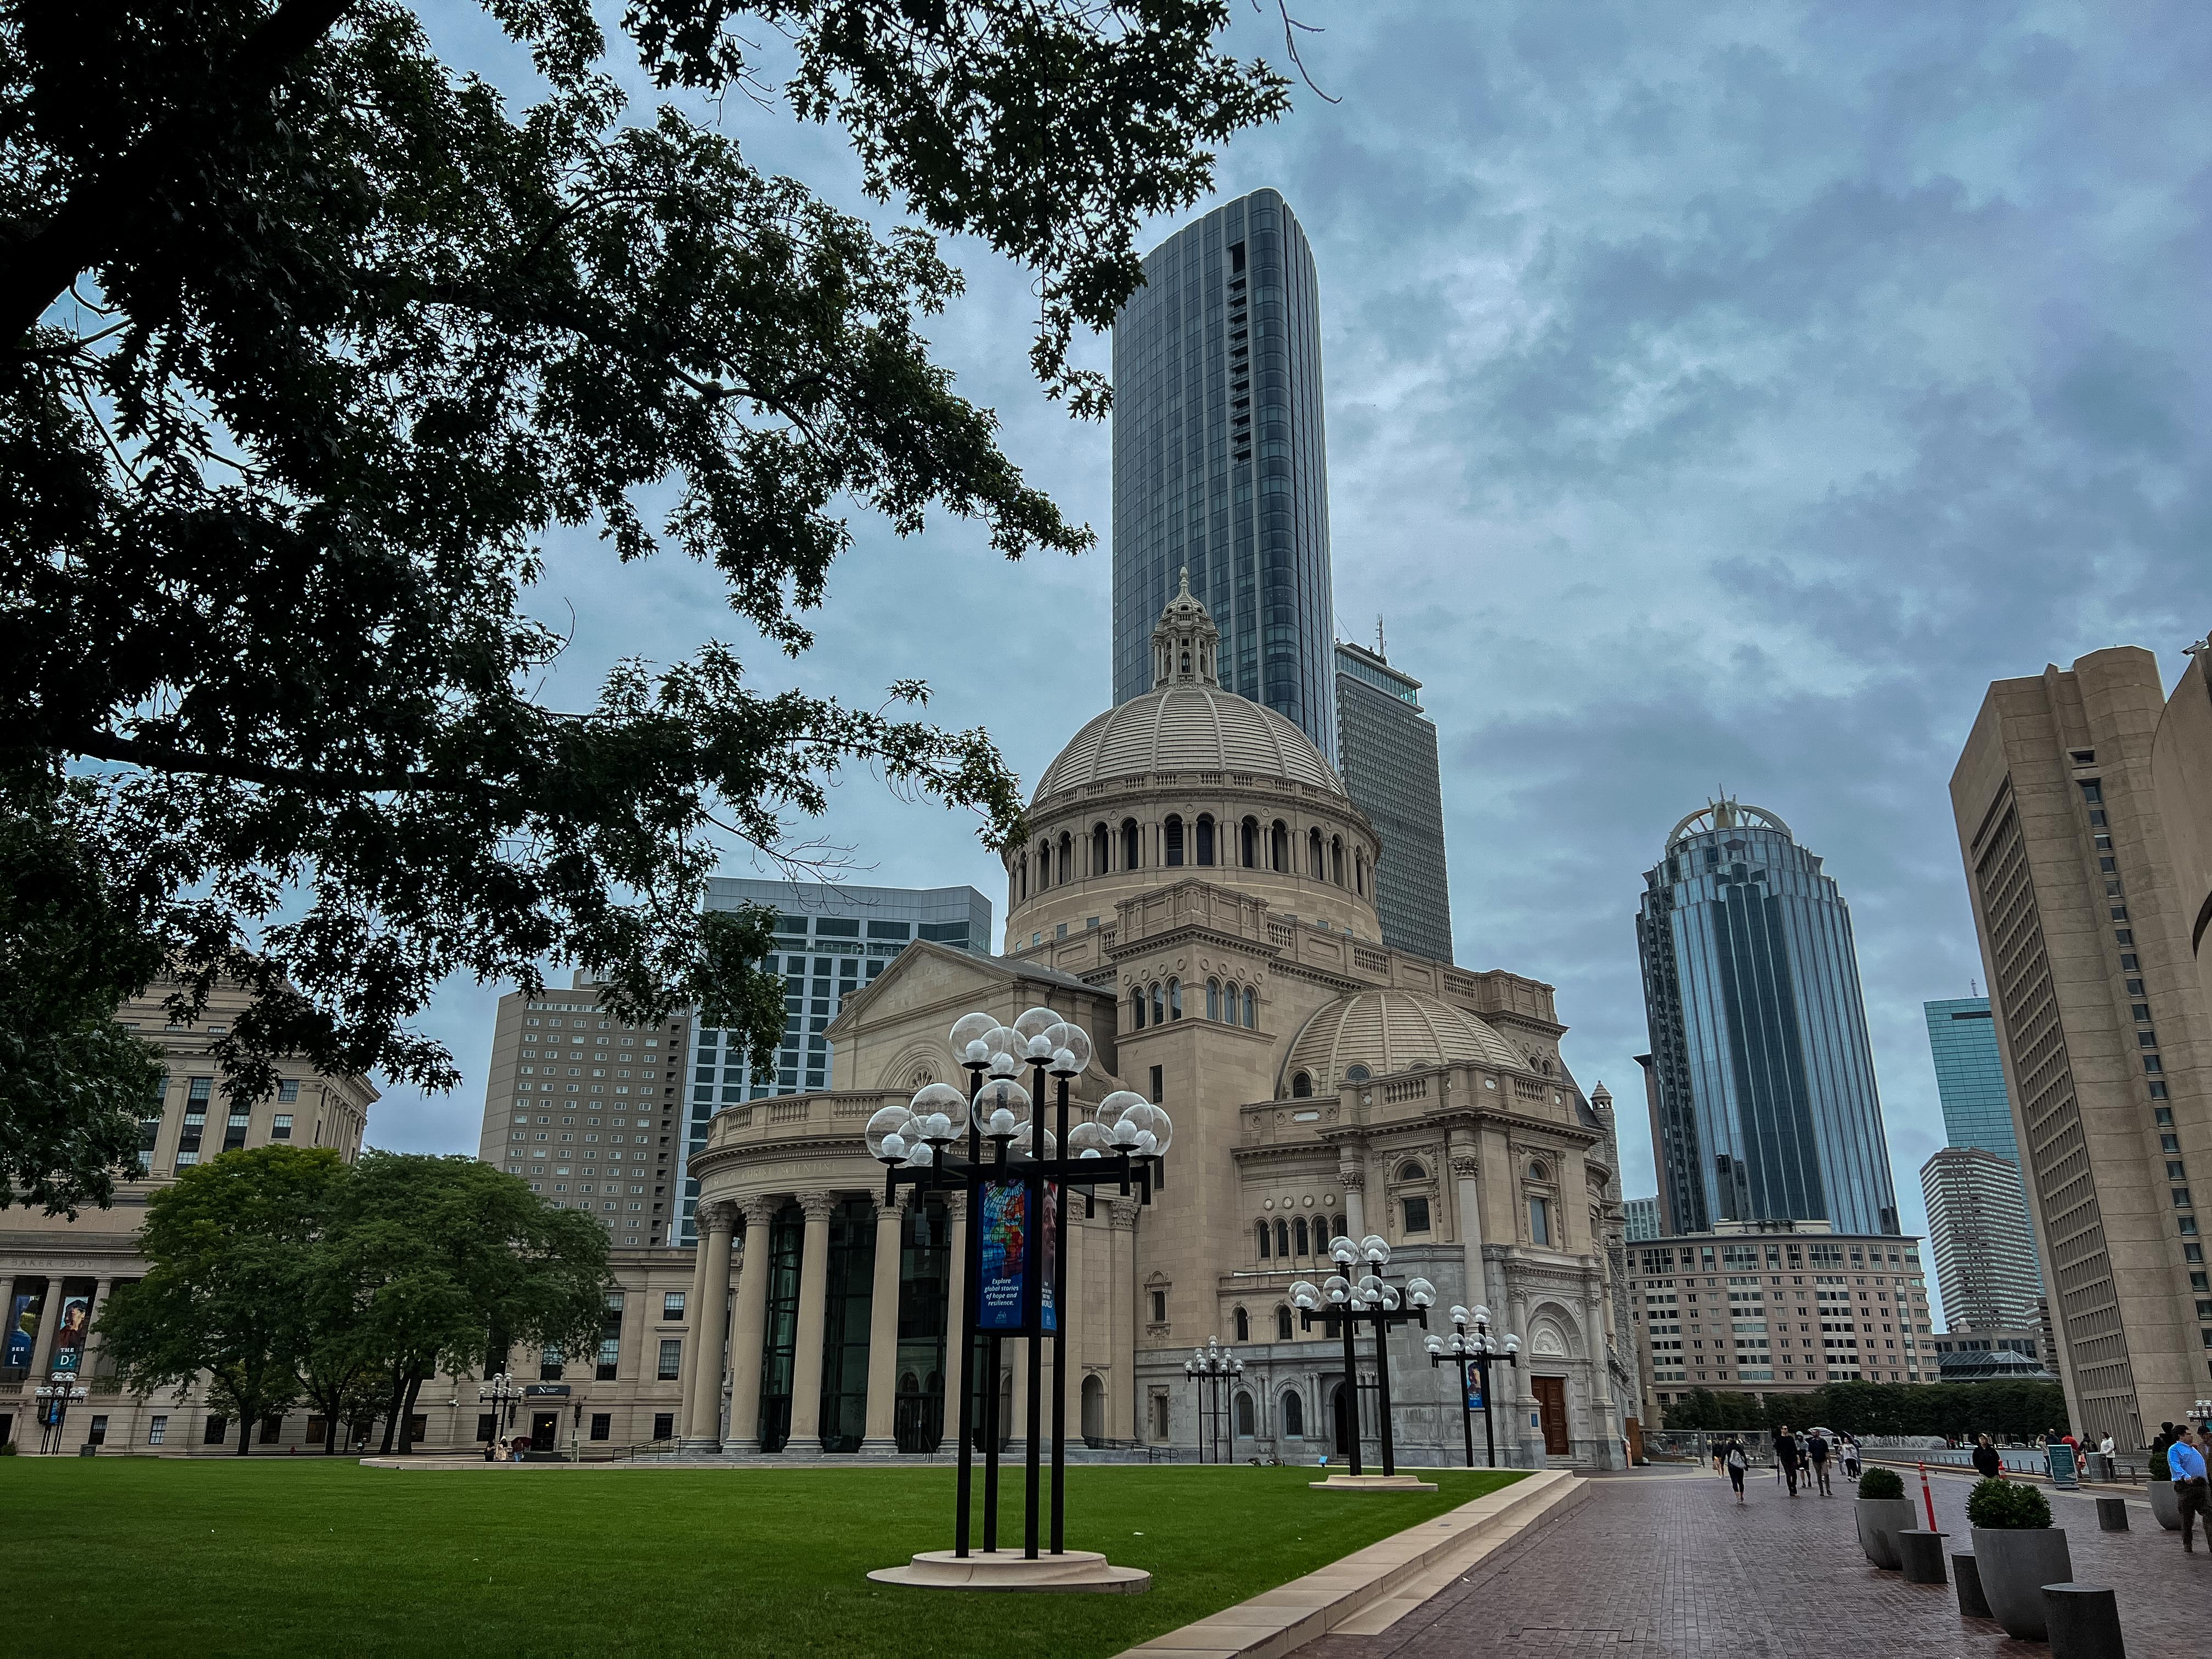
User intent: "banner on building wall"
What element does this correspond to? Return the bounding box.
[6,1289,44,1369]
[51,1294,92,1372]
[977,1180,1057,1334]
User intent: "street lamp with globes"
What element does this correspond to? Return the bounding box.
[1288,1234,1433,1478]
[1183,1337,1244,1464]
[1425,1305,1519,1468]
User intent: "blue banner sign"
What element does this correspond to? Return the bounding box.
[978,1180,1057,1334]
[1466,1383,1484,1412]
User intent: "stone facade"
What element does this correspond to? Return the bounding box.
[687,589,1633,1468]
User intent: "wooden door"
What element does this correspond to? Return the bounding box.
[1532,1376,1570,1454]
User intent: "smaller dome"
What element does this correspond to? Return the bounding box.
[1280,991,1522,1096]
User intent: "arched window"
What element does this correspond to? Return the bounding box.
[1274,1218,1290,1257]
[1282,1391,1305,1438]
[1037,839,1052,889]
[1309,827,1324,876]
[1345,1064,1370,1083]
[1240,816,1259,867]
[1058,832,1073,883]
[1164,815,1184,867]
[1256,1220,1271,1259]
[1150,981,1165,1026]
[1196,815,1215,866]
[1331,837,1344,886]
[1398,1161,1425,1181]
[1271,820,1289,871]
[1018,856,1028,902]
[1131,988,1146,1030]
[1243,986,1256,1027]
[1081,1374,1104,1442]
[1294,1216,1310,1255]
[1355,850,1365,895]
[1206,978,1221,1020]
[1276,1305,1294,1341]
[1167,978,1182,1020]
[1235,1390,1255,1437]
[1234,1306,1250,1342]
[1290,1071,1312,1099]
[1331,1217,1349,1243]
[1222,980,1237,1022]
[1121,817,1141,871]
[1092,822,1110,874]
[1528,1161,1549,1183]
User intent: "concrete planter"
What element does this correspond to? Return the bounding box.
[1969,1526,2072,1642]
[2147,1480,2182,1531]
[1854,1497,1920,1568]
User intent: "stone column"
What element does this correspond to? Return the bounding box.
[941,1192,969,1447]
[681,1204,735,1451]
[725,1198,780,1449]
[1058,1204,1085,1444]
[1110,1198,1140,1438]
[673,1230,714,1432]
[24,1277,64,1381]
[1450,1138,1485,1311]
[783,1190,836,1449]
[1338,1163,1366,1240]
[859,1194,907,1454]
[84,1277,116,1382]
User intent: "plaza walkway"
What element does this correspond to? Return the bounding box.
[1310,1463,2202,1658]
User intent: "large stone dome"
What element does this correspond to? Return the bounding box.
[1036,684,1346,800]
[1281,990,1522,1096]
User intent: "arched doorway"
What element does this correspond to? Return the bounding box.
[1081,1374,1104,1445]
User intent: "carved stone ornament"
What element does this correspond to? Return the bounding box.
[1451,1155,1481,1181]
[798,1190,837,1222]
[1338,1167,1365,1191]
[1109,1198,1143,1230]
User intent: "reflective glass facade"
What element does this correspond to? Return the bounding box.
[677,879,990,1244]
[1334,641,1452,961]
[1923,996,2018,1159]
[1111,189,1336,761]
[1637,803,1900,1237]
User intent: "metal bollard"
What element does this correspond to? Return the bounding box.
[1895,1529,1949,1585]
[2094,1497,2129,1532]
[1953,1553,1991,1619]
[2042,1583,2124,1659]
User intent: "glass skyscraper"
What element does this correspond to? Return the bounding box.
[1111,188,1337,761]
[677,878,990,1243]
[1922,996,2018,1159]
[1335,639,1452,961]
[1636,798,1900,1237]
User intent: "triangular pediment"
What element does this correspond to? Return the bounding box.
[825,941,1120,1093]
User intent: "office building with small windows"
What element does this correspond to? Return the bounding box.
[1636,798,1901,1240]
[1111,188,1338,763]
[1921,1146,2045,1333]
[1951,643,2212,1448]
[1335,639,1453,962]
[1628,1222,1931,1421]
[676,878,990,1245]
[1624,1197,1661,1243]
[2,972,376,1455]
[474,971,690,1249]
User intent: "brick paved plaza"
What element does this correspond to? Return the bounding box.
[1313,1466,2202,1658]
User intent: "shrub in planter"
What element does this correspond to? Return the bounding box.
[1968,1476,2069,1641]
[1852,1465,1918,1568]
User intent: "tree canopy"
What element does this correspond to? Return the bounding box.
[1659,1379,2070,1443]
[0,1,1291,1204]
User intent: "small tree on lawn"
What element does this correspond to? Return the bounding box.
[97,1144,345,1453]
[326,1153,608,1454]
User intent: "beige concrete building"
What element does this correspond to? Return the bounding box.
[473,973,689,1248]
[1628,1222,1931,1421]
[680,585,1637,1468]
[1,978,378,1452]
[1921,1144,2045,1333]
[1950,645,2212,1449]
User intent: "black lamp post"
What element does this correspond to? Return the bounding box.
[1289,1237,1434,1477]
[1183,1338,1243,1463]
[1425,1305,1520,1468]
[870,1008,1169,1562]
[480,1373,522,1459]
[32,1370,89,1453]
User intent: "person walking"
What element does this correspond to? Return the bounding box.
[1775,1423,1804,1496]
[1842,1434,1861,1479]
[1972,1434,2004,1480]
[1722,1436,1750,1504]
[1808,1429,1833,1496]
[2167,1425,2209,1554]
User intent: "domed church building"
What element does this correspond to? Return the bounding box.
[687,582,1634,1469]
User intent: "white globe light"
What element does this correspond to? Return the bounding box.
[881,1130,907,1161]
[1067,1121,1115,1160]
[986,1052,1019,1079]
[1095,1088,1149,1125]
[903,1142,935,1167]
[908,1081,969,1139]
[1406,1277,1436,1309]
[1359,1234,1390,1266]
[1330,1238,1358,1267]
[1449,1305,1470,1325]
[949,1012,997,1053]
[1471,1305,1492,1324]
[1014,1007,1060,1040]
[988,1107,1018,1138]
[1324,1274,1351,1304]
[1043,1023,1092,1071]
[864,1104,913,1163]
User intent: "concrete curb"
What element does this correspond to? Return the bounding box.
[1115,1469,1588,1658]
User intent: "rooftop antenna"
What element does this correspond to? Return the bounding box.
[1971,978,1980,998]
[1376,614,1386,658]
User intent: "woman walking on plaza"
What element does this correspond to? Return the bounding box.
[1972,1434,2004,1480]
[1721,1436,1750,1504]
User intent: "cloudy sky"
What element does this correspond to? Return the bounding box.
[385,2,2212,1313]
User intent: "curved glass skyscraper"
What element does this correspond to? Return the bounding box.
[1111,189,1336,761]
[1637,799,1900,1237]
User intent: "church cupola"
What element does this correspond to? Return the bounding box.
[1151,567,1222,690]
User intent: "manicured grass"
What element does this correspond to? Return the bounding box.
[3,1457,1522,1656]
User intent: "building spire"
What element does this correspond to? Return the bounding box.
[1151,568,1222,690]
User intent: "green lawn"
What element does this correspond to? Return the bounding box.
[2,1457,1521,1656]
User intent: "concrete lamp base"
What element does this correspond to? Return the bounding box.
[1309,1472,1440,1493]
[867,1549,1152,1594]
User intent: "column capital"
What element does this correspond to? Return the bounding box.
[1109,1198,1142,1231]
[1337,1167,1365,1192]
[1450,1155,1481,1181]
[873,1190,908,1223]
[797,1189,837,1223]
[738,1195,781,1230]
[696,1199,740,1234]
[943,1191,969,1223]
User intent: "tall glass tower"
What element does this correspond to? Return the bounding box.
[1335,638,1452,960]
[1111,188,1336,761]
[1922,996,2018,1159]
[1635,798,1900,1237]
